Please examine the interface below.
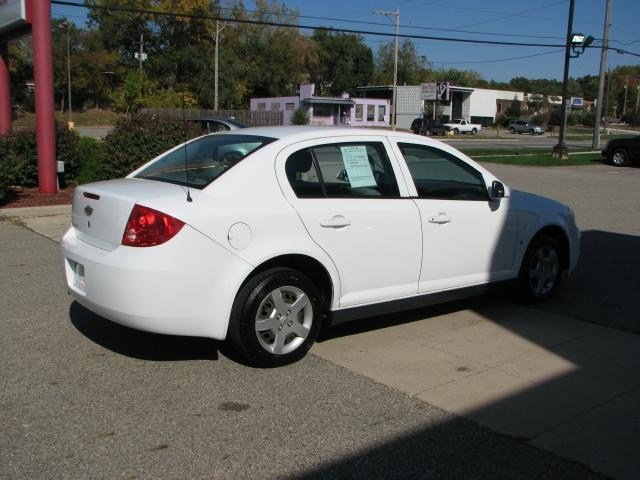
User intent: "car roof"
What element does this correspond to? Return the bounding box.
[213,125,419,142]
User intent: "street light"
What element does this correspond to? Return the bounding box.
[552,0,593,159]
[60,21,72,127]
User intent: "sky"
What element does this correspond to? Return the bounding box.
[51,0,640,83]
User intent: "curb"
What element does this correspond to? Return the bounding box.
[0,204,72,219]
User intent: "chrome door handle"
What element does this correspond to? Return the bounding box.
[428,213,452,224]
[320,215,351,228]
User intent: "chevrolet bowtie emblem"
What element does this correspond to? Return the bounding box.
[84,205,93,216]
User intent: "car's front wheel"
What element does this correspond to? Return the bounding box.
[229,267,323,367]
[611,148,629,166]
[518,235,562,303]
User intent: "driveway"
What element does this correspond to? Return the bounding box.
[2,162,638,479]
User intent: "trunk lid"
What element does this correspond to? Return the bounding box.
[72,179,187,251]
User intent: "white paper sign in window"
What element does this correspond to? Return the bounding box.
[340,146,376,188]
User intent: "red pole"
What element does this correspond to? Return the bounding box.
[31,0,57,194]
[0,42,11,135]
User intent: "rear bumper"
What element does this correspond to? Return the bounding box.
[61,225,253,340]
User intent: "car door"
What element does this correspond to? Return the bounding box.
[276,137,422,308]
[391,141,518,293]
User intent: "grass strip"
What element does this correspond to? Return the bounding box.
[461,149,604,166]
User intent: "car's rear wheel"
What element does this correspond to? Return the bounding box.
[229,267,323,367]
[425,128,432,136]
[529,129,535,135]
[518,235,562,303]
[471,128,477,135]
[611,148,629,166]
[509,127,515,134]
[454,128,459,134]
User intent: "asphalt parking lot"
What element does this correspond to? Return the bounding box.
[1,161,639,479]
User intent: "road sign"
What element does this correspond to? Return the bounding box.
[134,52,148,61]
[436,82,450,101]
[421,82,436,100]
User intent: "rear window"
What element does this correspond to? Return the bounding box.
[133,134,275,189]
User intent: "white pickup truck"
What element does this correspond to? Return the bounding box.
[442,118,482,135]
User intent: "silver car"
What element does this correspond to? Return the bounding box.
[509,120,544,135]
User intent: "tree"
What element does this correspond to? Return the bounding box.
[373,39,427,86]
[310,30,372,96]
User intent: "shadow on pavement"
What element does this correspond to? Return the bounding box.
[313,229,639,479]
[69,301,220,361]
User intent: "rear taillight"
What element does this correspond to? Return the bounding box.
[122,204,185,247]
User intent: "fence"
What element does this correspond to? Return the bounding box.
[140,108,283,127]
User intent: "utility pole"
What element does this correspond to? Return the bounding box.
[139,34,144,72]
[214,20,227,111]
[592,0,611,150]
[373,9,400,130]
[62,22,72,126]
[622,75,629,116]
[553,0,575,159]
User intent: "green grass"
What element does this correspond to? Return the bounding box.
[460,148,604,166]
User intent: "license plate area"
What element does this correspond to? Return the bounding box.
[66,258,86,294]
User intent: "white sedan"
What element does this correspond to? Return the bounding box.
[61,127,580,367]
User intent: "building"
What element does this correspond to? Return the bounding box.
[358,85,525,130]
[250,84,390,127]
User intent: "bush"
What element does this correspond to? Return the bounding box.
[291,108,308,125]
[0,124,84,196]
[101,114,202,179]
[76,137,105,185]
[0,146,18,203]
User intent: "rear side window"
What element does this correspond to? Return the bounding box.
[134,134,274,189]
[285,142,400,198]
[398,143,487,201]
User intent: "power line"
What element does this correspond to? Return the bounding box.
[50,0,640,57]
[432,49,564,65]
[51,0,567,48]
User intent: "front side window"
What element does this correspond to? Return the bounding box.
[134,135,275,189]
[398,143,487,200]
[285,142,400,198]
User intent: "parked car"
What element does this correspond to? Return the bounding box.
[509,120,544,135]
[188,116,249,133]
[61,127,580,367]
[410,117,448,136]
[442,118,482,135]
[601,135,640,166]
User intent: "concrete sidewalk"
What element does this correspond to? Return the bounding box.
[2,204,639,480]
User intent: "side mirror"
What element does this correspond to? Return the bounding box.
[490,180,505,199]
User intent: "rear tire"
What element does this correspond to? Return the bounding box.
[228,268,323,367]
[509,127,515,134]
[518,235,562,303]
[454,128,459,135]
[471,128,477,135]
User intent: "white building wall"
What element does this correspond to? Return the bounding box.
[395,86,423,130]
[468,88,524,122]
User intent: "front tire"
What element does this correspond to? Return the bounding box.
[518,235,562,303]
[228,268,323,367]
[611,148,629,166]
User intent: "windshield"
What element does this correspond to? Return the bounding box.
[133,134,275,189]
